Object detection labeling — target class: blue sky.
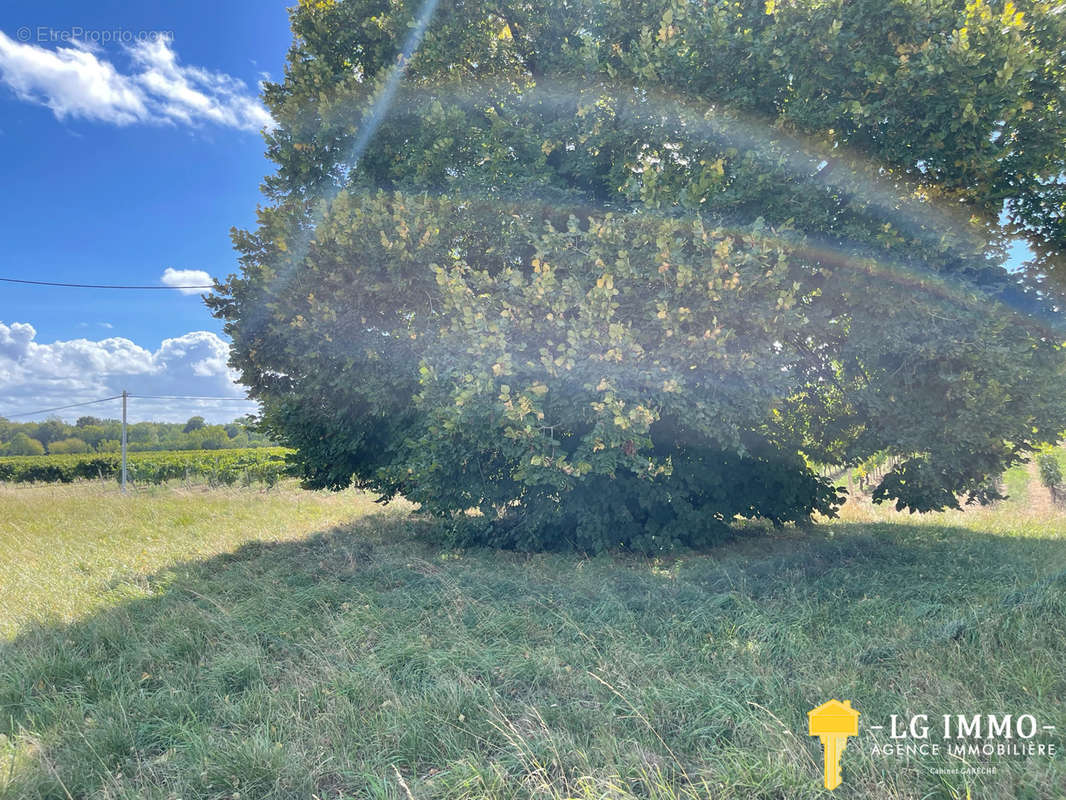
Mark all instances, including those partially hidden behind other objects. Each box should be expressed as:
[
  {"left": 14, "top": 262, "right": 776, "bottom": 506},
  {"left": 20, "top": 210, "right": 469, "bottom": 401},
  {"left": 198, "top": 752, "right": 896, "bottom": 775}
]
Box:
[{"left": 0, "top": 0, "right": 291, "bottom": 421}]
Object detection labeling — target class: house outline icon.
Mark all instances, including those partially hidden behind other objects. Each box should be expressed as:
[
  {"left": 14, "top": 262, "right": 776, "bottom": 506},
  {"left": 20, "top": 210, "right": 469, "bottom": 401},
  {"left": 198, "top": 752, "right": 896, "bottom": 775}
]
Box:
[{"left": 808, "top": 698, "right": 859, "bottom": 735}]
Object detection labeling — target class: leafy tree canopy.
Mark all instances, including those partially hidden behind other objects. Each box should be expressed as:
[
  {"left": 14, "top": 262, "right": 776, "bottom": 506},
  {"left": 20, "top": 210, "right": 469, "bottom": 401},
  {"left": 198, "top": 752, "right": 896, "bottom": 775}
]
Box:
[
  {"left": 48, "top": 437, "right": 91, "bottom": 455},
  {"left": 6, "top": 432, "right": 45, "bottom": 457},
  {"left": 183, "top": 416, "right": 207, "bottom": 434},
  {"left": 211, "top": 0, "right": 1066, "bottom": 550}
]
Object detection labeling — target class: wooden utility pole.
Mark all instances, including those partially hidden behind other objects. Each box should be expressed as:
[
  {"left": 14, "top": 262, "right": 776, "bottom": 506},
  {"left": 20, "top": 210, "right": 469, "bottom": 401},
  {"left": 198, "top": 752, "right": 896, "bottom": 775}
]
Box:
[{"left": 121, "top": 389, "right": 128, "bottom": 493}]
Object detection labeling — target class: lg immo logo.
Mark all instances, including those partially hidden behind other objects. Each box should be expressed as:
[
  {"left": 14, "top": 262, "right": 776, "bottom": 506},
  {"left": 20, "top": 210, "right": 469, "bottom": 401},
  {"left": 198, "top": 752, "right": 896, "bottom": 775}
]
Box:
[
  {"left": 808, "top": 699, "right": 858, "bottom": 790},
  {"left": 807, "top": 699, "right": 1058, "bottom": 790}
]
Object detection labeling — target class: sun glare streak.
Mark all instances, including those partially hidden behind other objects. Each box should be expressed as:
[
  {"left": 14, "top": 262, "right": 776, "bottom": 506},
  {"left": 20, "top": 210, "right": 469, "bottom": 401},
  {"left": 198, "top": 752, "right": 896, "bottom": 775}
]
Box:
[
  {"left": 334, "top": 0, "right": 442, "bottom": 188},
  {"left": 281, "top": 74, "right": 990, "bottom": 255},
  {"left": 231, "top": 0, "right": 442, "bottom": 360}
]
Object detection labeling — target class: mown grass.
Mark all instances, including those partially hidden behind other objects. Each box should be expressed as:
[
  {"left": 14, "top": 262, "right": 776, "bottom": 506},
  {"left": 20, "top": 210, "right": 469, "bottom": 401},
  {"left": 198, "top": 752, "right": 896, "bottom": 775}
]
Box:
[
  {"left": 0, "top": 481, "right": 1064, "bottom": 799},
  {"left": 0, "top": 483, "right": 378, "bottom": 640}
]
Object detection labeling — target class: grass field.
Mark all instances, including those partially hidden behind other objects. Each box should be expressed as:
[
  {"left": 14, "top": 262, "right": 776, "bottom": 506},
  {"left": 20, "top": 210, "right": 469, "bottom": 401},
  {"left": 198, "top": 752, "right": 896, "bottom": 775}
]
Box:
[{"left": 0, "top": 479, "right": 1064, "bottom": 799}]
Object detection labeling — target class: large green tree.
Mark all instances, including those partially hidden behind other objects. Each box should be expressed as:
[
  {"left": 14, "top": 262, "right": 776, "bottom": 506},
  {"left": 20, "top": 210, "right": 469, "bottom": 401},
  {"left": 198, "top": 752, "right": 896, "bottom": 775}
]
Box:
[
  {"left": 6, "top": 433, "right": 45, "bottom": 457},
  {"left": 210, "top": 0, "right": 1066, "bottom": 550}
]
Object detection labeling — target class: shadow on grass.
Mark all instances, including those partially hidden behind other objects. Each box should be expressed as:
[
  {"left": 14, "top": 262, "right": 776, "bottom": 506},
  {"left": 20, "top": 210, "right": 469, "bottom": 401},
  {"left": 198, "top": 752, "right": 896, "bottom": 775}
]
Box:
[{"left": 1, "top": 513, "right": 1064, "bottom": 799}]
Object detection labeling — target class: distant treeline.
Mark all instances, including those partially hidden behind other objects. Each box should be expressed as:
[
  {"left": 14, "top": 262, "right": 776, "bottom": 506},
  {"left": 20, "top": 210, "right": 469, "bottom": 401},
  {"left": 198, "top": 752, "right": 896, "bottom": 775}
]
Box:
[{"left": 0, "top": 415, "right": 275, "bottom": 456}]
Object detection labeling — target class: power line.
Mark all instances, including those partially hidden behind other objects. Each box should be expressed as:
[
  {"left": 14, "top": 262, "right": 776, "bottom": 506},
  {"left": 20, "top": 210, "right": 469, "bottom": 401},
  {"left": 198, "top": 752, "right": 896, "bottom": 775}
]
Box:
[
  {"left": 3, "top": 395, "right": 123, "bottom": 419},
  {"left": 3, "top": 393, "right": 253, "bottom": 419},
  {"left": 0, "top": 278, "right": 214, "bottom": 290},
  {"left": 130, "top": 394, "right": 252, "bottom": 401}
]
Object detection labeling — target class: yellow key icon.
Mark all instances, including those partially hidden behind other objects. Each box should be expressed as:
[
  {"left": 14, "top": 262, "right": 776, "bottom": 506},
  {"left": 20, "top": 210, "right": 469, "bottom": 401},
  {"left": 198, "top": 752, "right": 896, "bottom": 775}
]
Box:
[{"left": 808, "top": 700, "right": 859, "bottom": 790}]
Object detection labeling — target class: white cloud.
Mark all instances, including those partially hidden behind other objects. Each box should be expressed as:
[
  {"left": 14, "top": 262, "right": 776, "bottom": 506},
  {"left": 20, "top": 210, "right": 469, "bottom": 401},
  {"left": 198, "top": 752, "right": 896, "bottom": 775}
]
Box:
[
  {"left": 0, "top": 321, "right": 255, "bottom": 423},
  {"left": 0, "top": 32, "right": 147, "bottom": 124},
  {"left": 0, "top": 321, "right": 35, "bottom": 361},
  {"left": 0, "top": 31, "right": 273, "bottom": 131},
  {"left": 161, "top": 267, "right": 213, "bottom": 295},
  {"left": 129, "top": 38, "right": 274, "bottom": 131}
]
